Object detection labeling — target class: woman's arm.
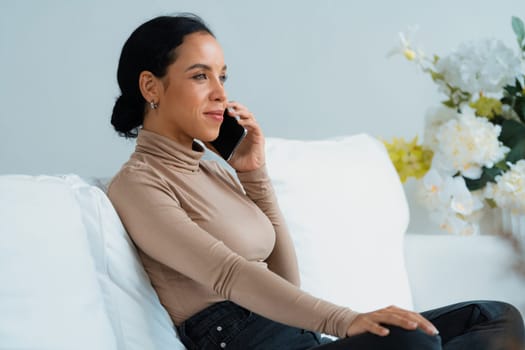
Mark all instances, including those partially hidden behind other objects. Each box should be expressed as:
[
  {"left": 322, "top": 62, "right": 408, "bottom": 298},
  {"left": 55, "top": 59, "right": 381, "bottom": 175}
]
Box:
[
  {"left": 208, "top": 101, "right": 300, "bottom": 286},
  {"left": 236, "top": 165, "right": 301, "bottom": 287},
  {"left": 108, "top": 165, "right": 357, "bottom": 338}
]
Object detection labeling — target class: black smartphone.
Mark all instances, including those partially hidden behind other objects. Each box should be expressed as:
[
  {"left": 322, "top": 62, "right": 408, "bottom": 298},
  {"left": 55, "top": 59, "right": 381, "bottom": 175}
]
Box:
[{"left": 210, "top": 109, "right": 248, "bottom": 161}]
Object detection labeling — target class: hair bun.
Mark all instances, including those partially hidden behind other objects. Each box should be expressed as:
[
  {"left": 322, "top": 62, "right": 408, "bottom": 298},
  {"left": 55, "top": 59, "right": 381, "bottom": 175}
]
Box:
[{"left": 111, "top": 95, "right": 143, "bottom": 138}]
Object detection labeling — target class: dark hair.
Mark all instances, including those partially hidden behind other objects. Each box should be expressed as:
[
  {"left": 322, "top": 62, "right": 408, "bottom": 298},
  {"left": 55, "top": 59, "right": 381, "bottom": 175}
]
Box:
[{"left": 111, "top": 14, "right": 214, "bottom": 138}]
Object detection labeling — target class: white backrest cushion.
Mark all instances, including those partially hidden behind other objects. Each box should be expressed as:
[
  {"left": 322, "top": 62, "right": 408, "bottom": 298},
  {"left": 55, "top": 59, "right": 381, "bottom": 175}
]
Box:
[
  {"left": 0, "top": 175, "right": 118, "bottom": 350},
  {"left": 62, "top": 175, "right": 185, "bottom": 350},
  {"left": 265, "top": 134, "right": 414, "bottom": 312}
]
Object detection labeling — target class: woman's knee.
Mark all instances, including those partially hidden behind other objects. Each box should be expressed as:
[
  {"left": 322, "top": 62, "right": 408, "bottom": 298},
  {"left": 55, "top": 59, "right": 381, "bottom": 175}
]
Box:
[
  {"left": 478, "top": 300, "right": 524, "bottom": 325},
  {"left": 500, "top": 302, "right": 524, "bottom": 324},
  {"left": 477, "top": 300, "right": 525, "bottom": 348},
  {"left": 388, "top": 327, "right": 442, "bottom": 350},
  {"left": 495, "top": 302, "right": 525, "bottom": 337}
]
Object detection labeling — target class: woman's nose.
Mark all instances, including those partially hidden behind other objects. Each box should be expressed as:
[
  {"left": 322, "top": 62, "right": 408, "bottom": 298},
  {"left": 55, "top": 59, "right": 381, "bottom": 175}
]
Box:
[{"left": 210, "top": 79, "right": 227, "bottom": 102}]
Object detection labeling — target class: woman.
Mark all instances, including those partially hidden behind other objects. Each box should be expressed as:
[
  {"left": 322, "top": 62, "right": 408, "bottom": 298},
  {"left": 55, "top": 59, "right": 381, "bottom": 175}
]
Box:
[{"left": 108, "top": 14, "right": 525, "bottom": 349}]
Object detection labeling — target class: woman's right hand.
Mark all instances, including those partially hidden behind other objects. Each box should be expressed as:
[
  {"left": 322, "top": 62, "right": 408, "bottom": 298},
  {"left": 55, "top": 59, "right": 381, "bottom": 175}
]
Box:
[{"left": 347, "top": 305, "right": 439, "bottom": 337}]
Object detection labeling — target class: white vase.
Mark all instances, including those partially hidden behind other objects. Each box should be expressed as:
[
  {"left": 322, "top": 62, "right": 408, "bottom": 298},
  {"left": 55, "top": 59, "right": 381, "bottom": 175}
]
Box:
[{"left": 500, "top": 208, "right": 525, "bottom": 246}]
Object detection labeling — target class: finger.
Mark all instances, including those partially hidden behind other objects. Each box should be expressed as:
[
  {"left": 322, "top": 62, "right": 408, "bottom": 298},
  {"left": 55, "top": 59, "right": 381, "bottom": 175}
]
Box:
[
  {"left": 226, "top": 103, "right": 245, "bottom": 117},
  {"left": 376, "top": 312, "right": 418, "bottom": 331},
  {"left": 387, "top": 308, "right": 439, "bottom": 335},
  {"left": 225, "top": 106, "right": 253, "bottom": 122},
  {"left": 226, "top": 101, "right": 246, "bottom": 111},
  {"left": 411, "top": 314, "right": 439, "bottom": 335},
  {"left": 231, "top": 110, "right": 258, "bottom": 128},
  {"left": 366, "top": 320, "right": 390, "bottom": 337},
  {"left": 231, "top": 109, "right": 254, "bottom": 122},
  {"left": 236, "top": 116, "right": 258, "bottom": 127},
  {"left": 224, "top": 103, "right": 262, "bottom": 134},
  {"left": 224, "top": 107, "right": 241, "bottom": 118},
  {"left": 236, "top": 118, "right": 263, "bottom": 137},
  {"left": 383, "top": 309, "right": 439, "bottom": 336},
  {"left": 227, "top": 103, "right": 255, "bottom": 120}
]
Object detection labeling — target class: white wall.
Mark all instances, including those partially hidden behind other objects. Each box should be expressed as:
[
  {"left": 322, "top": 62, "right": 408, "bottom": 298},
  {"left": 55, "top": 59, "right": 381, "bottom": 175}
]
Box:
[{"left": 1, "top": 0, "right": 524, "bottom": 177}]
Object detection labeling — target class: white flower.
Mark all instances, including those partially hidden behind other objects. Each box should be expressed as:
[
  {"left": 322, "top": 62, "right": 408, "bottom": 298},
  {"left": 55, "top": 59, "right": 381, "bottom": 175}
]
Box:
[
  {"left": 485, "top": 160, "right": 525, "bottom": 213},
  {"left": 387, "top": 26, "right": 426, "bottom": 64},
  {"left": 423, "top": 169, "right": 483, "bottom": 216},
  {"left": 418, "top": 168, "right": 446, "bottom": 209},
  {"left": 435, "top": 38, "right": 521, "bottom": 95},
  {"left": 431, "top": 210, "right": 480, "bottom": 235},
  {"left": 418, "top": 169, "right": 484, "bottom": 234},
  {"left": 423, "top": 105, "right": 459, "bottom": 149},
  {"left": 447, "top": 177, "right": 484, "bottom": 216},
  {"left": 432, "top": 111, "right": 509, "bottom": 179}
]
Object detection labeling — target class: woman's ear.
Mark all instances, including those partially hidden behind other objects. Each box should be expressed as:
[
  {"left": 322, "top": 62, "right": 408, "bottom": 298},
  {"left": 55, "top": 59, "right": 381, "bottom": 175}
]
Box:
[{"left": 139, "top": 71, "right": 161, "bottom": 105}]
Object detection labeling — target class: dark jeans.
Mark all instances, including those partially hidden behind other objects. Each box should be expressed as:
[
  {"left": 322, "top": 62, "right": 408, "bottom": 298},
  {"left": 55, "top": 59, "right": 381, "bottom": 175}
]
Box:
[{"left": 176, "top": 300, "right": 525, "bottom": 349}]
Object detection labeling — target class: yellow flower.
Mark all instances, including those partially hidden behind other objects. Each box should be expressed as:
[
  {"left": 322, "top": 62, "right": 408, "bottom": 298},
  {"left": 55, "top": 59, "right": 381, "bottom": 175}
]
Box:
[
  {"left": 469, "top": 96, "right": 502, "bottom": 119},
  {"left": 383, "top": 136, "right": 434, "bottom": 183}
]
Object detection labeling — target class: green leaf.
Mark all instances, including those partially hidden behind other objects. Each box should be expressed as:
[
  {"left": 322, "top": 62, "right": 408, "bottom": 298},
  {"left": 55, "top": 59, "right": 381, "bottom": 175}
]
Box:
[
  {"left": 516, "top": 78, "right": 523, "bottom": 91},
  {"left": 485, "top": 198, "right": 497, "bottom": 209},
  {"left": 442, "top": 99, "right": 456, "bottom": 108},
  {"left": 504, "top": 84, "right": 519, "bottom": 95},
  {"left": 501, "top": 96, "right": 513, "bottom": 105},
  {"left": 495, "top": 159, "right": 510, "bottom": 171},
  {"left": 464, "top": 167, "right": 503, "bottom": 191},
  {"left": 491, "top": 115, "right": 506, "bottom": 126},
  {"left": 505, "top": 138, "right": 525, "bottom": 163},
  {"left": 430, "top": 70, "right": 444, "bottom": 82},
  {"left": 512, "top": 16, "right": 525, "bottom": 45},
  {"left": 500, "top": 119, "right": 525, "bottom": 147}
]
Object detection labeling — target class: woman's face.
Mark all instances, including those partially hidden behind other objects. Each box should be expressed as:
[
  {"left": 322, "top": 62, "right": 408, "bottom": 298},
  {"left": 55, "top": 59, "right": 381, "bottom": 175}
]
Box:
[{"left": 145, "top": 32, "right": 228, "bottom": 146}]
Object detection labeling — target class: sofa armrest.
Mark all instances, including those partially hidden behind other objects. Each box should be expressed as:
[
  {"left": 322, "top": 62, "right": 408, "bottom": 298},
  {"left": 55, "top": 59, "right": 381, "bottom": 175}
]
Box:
[{"left": 404, "top": 233, "right": 525, "bottom": 318}]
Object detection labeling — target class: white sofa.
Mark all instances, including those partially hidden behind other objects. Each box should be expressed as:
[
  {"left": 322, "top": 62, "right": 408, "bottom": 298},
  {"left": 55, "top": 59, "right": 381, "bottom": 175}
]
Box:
[{"left": 1, "top": 134, "right": 524, "bottom": 350}]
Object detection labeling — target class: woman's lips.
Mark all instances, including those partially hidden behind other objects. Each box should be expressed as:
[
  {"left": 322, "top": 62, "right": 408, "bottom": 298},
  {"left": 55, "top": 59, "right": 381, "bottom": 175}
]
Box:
[{"left": 204, "top": 110, "right": 224, "bottom": 122}]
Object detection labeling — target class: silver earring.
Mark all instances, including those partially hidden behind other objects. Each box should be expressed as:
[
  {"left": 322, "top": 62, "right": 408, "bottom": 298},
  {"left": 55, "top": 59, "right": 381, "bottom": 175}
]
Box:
[{"left": 150, "top": 101, "right": 158, "bottom": 110}]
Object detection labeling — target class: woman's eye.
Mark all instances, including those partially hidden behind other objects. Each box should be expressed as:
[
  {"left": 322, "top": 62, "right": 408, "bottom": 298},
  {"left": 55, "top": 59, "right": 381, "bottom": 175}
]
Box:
[{"left": 193, "top": 73, "right": 207, "bottom": 80}]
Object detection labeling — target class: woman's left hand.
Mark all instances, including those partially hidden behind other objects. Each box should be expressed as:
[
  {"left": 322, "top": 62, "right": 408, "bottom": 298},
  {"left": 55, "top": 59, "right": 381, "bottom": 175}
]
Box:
[{"left": 221, "top": 102, "right": 265, "bottom": 172}]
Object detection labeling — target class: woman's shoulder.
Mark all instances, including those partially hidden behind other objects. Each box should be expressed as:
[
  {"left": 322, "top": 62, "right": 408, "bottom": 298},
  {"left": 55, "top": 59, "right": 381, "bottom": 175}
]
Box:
[{"left": 107, "top": 158, "right": 168, "bottom": 195}]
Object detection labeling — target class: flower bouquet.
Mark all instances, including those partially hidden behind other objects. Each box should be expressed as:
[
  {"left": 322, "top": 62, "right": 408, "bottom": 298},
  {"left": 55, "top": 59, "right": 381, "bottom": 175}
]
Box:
[{"left": 384, "top": 17, "right": 525, "bottom": 236}]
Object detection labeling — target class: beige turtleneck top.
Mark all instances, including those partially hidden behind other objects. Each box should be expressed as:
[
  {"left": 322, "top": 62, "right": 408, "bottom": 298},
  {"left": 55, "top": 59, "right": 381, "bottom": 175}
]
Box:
[{"left": 107, "top": 129, "right": 358, "bottom": 338}]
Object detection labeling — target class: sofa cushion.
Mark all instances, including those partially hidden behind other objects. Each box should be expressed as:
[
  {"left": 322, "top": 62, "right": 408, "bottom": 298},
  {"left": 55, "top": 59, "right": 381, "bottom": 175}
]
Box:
[
  {"left": 265, "top": 134, "right": 414, "bottom": 312},
  {"left": 0, "top": 175, "right": 117, "bottom": 350},
  {"left": 63, "top": 175, "right": 186, "bottom": 350}
]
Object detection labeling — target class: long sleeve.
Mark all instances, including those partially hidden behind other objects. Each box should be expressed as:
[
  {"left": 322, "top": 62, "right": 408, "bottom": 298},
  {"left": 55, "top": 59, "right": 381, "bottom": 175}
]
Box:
[
  {"left": 236, "top": 165, "right": 301, "bottom": 286},
  {"left": 108, "top": 164, "right": 358, "bottom": 338}
]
